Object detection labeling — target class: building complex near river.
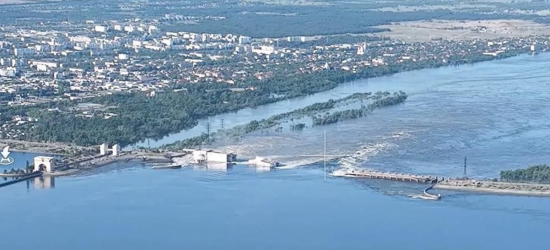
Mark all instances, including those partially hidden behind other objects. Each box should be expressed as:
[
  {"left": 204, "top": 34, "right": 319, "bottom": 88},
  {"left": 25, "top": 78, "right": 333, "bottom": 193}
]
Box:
[{"left": 191, "top": 150, "right": 237, "bottom": 164}]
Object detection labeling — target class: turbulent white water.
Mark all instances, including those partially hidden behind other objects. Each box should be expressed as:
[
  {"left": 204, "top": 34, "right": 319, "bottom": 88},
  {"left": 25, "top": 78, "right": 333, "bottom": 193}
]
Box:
[
  {"left": 5, "top": 54, "right": 550, "bottom": 250},
  {"left": 195, "top": 53, "right": 550, "bottom": 179}
]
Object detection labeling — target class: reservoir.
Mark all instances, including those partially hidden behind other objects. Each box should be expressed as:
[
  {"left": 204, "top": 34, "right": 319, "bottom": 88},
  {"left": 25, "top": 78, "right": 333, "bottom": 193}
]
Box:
[{"left": 2, "top": 53, "right": 550, "bottom": 249}]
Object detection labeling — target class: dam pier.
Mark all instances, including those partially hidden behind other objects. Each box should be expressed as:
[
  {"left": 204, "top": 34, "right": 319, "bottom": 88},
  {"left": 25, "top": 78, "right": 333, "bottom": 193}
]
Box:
[
  {"left": 331, "top": 168, "right": 550, "bottom": 198},
  {"left": 4, "top": 142, "right": 550, "bottom": 199}
]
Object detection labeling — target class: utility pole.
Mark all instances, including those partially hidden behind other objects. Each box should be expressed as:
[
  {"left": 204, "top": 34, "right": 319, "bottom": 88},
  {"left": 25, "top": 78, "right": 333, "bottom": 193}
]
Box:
[{"left": 298, "top": 131, "right": 346, "bottom": 181}]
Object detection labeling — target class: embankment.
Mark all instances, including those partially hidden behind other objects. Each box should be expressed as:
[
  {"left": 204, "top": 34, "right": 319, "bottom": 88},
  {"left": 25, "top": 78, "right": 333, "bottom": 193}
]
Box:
[{"left": 435, "top": 180, "right": 550, "bottom": 196}]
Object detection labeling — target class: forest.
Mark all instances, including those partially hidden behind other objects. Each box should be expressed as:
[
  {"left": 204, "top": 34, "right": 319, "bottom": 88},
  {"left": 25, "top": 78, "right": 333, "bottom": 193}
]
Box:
[
  {"left": 500, "top": 165, "right": 550, "bottom": 184},
  {"left": 312, "top": 91, "right": 407, "bottom": 126},
  {"left": 2, "top": 0, "right": 549, "bottom": 37}
]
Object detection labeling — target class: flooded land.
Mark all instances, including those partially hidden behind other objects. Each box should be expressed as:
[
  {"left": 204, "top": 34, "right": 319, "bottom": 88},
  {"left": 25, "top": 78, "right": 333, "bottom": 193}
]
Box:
[{"left": 2, "top": 53, "right": 550, "bottom": 250}]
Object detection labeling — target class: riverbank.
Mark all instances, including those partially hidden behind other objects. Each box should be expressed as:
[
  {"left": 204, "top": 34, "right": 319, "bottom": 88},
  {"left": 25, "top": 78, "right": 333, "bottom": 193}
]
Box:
[
  {"left": 435, "top": 179, "right": 550, "bottom": 196},
  {"left": 0, "top": 139, "right": 94, "bottom": 155},
  {"left": 13, "top": 41, "right": 543, "bottom": 149}
]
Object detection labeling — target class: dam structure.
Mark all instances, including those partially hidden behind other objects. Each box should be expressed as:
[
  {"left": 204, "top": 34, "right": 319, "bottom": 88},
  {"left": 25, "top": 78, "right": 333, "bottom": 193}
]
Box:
[
  {"left": 331, "top": 168, "right": 440, "bottom": 183},
  {"left": 330, "top": 167, "right": 550, "bottom": 198}
]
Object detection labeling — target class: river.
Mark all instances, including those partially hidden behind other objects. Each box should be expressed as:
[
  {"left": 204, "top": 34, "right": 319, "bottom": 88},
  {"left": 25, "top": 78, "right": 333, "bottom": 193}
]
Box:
[{"left": 2, "top": 53, "right": 550, "bottom": 249}]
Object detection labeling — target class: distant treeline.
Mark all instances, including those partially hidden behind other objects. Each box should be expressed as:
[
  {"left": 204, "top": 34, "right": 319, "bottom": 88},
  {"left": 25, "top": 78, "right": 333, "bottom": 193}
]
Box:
[
  {"left": 500, "top": 165, "right": 550, "bottom": 184},
  {"left": 1, "top": 0, "right": 549, "bottom": 37}
]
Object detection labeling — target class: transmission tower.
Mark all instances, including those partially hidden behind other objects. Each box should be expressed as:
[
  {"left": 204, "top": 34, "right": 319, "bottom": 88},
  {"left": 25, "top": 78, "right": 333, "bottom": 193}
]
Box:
[
  {"left": 463, "top": 156, "right": 467, "bottom": 178},
  {"left": 206, "top": 122, "right": 211, "bottom": 139},
  {"left": 221, "top": 119, "right": 225, "bottom": 131}
]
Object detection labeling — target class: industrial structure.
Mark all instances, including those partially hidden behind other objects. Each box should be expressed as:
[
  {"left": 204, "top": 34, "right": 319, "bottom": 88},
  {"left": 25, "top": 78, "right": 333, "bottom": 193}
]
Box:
[
  {"left": 100, "top": 143, "right": 121, "bottom": 156},
  {"left": 247, "top": 156, "right": 280, "bottom": 168},
  {"left": 189, "top": 150, "right": 237, "bottom": 164},
  {"left": 33, "top": 156, "right": 56, "bottom": 172}
]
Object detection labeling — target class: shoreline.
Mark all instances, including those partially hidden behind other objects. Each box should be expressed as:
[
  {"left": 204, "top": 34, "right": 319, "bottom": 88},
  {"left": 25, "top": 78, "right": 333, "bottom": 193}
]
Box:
[
  {"left": 3, "top": 51, "right": 543, "bottom": 150},
  {"left": 140, "top": 52, "right": 538, "bottom": 149},
  {"left": 434, "top": 184, "right": 550, "bottom": 197},
  {"left": 11, "top": 149, "right": 67, "bottom": 156},
  {"left": 434, "top": 178, "right": 550, "bottom": 197},
  {"left": 0, "top": 139, "right": 93, "bottom": 155}
]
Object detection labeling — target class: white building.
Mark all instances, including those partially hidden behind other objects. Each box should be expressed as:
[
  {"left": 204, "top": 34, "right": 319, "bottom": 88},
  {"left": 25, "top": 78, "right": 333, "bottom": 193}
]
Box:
[
  {"left": 112, "top": 144, "right": 120, "bottom": 156},
  {"left": 118, "top": 53, "right": 128, "bottom": 60},
  {"left": 100, "top": 143, "right": 108, "bottom": 155},
  {"left": 238, "top": 36, "right": 251, "bottom": 44},
  {"left": 34, "top": 156, "right": 56, "bottom": 172},
  {"left": 94, "top": 25, "right": 108, "bottom": 33},
  {"left": 252, "top": 45, "right": 275, "bottom": 55},
  {"left": 192, "top": 150, "right": 237, "bottom": 163},
  {"left": 124, "top": 25, "right": 135, "bottom": 33},
  {"left": 287, "top": 36, "right": 300, "bottom": 42},
  {"left": 36, "top": 64, "right": 48, "bottom": 71},
  {"left": 100, "top": 143, "right": 120, "bottom": 156},
  {"left": 0, "top": 67, "right": 17, "bottom": 77},
  {"left": 148, "top": 25, "right": 158, "bottom": 34},
  {"left": 132, "top": 40, "right": 143, "bottom": 48},
  {"left": 14, "top": 48, "right": 36, "bottom": 57},
  {"left": 357, "top": 43, "right": 366, "bottom": 55},
  {"left": 32, "top": 61, "right": 58, "bottom": 71},
  {"left": 201, "top": 33, "right": 209, "bottom": 43}
]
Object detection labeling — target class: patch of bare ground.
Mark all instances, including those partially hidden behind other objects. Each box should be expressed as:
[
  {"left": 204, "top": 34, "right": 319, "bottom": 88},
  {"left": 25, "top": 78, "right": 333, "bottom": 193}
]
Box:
[
  {"left": 375, "top": 19, "right": 550, "bottom": 42},
  {"left": 0, "top": 0, "right": 29, "bottom": 4}
]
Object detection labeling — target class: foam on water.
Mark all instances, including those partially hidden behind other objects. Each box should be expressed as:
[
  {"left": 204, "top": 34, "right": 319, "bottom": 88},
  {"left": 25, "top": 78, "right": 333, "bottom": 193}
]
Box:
[{"left": 338, "top": 141, "right": 397, "bottom": 170}]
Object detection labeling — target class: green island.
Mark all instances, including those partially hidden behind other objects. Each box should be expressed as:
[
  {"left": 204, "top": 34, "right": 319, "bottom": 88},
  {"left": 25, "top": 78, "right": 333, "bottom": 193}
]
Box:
[
  {"left": 500, "top": 165, "right": 550, "bottom": 184},
  {"left": 161, "top": 91, "right": 407, "bottom": 150},
  {"left": 0, "top": 51, "right": 519, "bottom": 148}
]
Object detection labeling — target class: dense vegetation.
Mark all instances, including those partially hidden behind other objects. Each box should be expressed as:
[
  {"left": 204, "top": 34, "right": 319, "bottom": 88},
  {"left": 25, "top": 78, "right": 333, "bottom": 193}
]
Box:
[
  {"left": 312, "top": 91, "right": 407, "bottom": 125},
  {"left": 500, "top": 165, "right": 550, "bottom": 184},
  {"left": 1, "top": 0, "right": 549, "bottom": 37},
  {"left": 3, "top": 49, "right": 523, "bottom": 147},
  {"left": 162, "top": 91, "right": 406, "bottom": 150},
  {"left": 162, "top": 4, "right": 531, "bottom": 37}
]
